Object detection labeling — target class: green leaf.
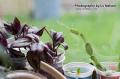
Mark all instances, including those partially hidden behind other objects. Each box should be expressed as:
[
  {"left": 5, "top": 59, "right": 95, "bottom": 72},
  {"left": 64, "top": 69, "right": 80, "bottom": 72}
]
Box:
[
  {"left": 77, "top": 68, "right": 80, "bottom": 75},
  {"left": 85, "top": 43, "right": 93, "bottom": 56},
  {"left": 70, "top": 28, "right": 80, "bottom": 35}
]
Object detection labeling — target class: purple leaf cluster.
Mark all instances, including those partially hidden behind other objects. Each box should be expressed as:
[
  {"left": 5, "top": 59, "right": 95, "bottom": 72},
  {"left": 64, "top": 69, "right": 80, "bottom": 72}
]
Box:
[{"left": 0, "top": 17, "right": 68, "bottom": 72}]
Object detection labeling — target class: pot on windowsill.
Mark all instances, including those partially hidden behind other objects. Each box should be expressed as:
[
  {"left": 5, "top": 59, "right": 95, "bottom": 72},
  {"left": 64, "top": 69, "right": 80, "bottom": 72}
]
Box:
[
  {"left": 11, "top": 57, "right": 27, "bottom": 70},
  {"left": 63, "top": 62, "right": 95, "bottom": 79},
  {"left": 96, "top": 62, "right": 120, "bottom": 79},
  {"left": 51, "top": 48, "right": 65, "bottom": 73}
]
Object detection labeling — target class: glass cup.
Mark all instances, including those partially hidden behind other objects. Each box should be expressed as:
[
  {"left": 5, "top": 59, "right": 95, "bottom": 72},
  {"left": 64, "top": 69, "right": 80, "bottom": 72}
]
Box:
[{"left": 63, "top": 62, "right": 95, "bottom": 79}]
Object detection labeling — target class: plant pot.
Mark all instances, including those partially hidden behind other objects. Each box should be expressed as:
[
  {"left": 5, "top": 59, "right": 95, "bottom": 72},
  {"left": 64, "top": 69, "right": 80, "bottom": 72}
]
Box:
[
  {"left": 11, "top": 57, "right": 27, "bottom": 70},
  {"left": 96, "top": 62, "right": 120, "bottom": 79},
  {"left": 6, "top": 70, "right": 47, "bottom": 79},
  {"left": 51, "top": 48, "right": 65, "bottom": 74},
  {"left": 63, "top": 62, "right": 95, "bottom": 79}
]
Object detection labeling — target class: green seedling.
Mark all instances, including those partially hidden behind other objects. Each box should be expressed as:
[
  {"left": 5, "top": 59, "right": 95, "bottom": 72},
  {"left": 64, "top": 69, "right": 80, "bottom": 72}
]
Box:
[{"left": 77, "top": 68, "right": 81, "bottom": 75}]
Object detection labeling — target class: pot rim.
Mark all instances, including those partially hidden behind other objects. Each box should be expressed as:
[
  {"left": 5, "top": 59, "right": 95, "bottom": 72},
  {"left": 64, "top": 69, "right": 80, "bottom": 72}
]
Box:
[
  {"left": 63, "top": 62, "right": 95, "bottom": 78},
  {"left": 6, "top": 70, "right": 47, "bottom": 79}
]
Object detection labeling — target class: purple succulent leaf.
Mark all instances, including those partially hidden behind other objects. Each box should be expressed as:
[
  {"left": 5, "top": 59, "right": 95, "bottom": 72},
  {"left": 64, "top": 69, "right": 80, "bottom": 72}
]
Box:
[
  {"left": 13, "top": 17, "right": 21, "bottom": 32},
  {"left": 27, "top": 51, "right": 41, "bottom": 71},
  {"left": 4, "top": 23, "right": 13, "bottom": 34},
  {"left": 56, "top": 32, "right": 63, "bottom": 40},
  {"left": 45, "top": 42, "right": 53, "bottom": 50},
  {"left": 61, "top": 42, "right": 68, "bottom": 50},
  {"left": 28, "top": 27, "right": 45, "bottom": 36},
  {"left": 18, "top": 24, "right": 29, "bottom": 37},
  {"left": 55, "top": 36, "right": 64, "bottom": 46},
  {"left": 44, "top": 51, "right": 54, "bottom": 64},
  {"left": 4, "top": 17, "right": 21, "bottom": 35},
  {"left": 24, "top": 34, "right": 40, "bottom": 43},
  {"left": 0, "top": 32, "right": 8, "bottom": 47},
  {"left": 50, "top": 30, "right": 57, "bottom": 41},
  {"left": 30, "top": 43, "right": 44, "bottom": 52},
  {"left": 11, "top": 17, "right": 21, "bottom": 35},
  {"left": 9, "top": 38, "right": 31, "bottom": 48},
  {"left": 35, "top": 27, "right": 45, "bottom": 36},
  {"left": 50, "top": 30, "right": 65, "bottom": 47},
  {"left": 27, "top": 43, "right": 46, "bottom": 71},
  {"left": 44, "top": 43, "right": 57, "bottom": 56}
]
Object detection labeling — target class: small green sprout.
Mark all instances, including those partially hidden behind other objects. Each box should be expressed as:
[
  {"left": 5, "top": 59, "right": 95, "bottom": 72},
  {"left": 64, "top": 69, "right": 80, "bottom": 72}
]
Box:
[{"left": 77, "top": 68, "right": 81, "bottom": 75}]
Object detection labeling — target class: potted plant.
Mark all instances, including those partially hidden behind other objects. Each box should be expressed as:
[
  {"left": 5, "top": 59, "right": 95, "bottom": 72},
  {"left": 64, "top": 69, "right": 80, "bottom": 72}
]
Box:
[
  {"left": 63, "top": 62, "right": 94, "bottom": 79},
  {"left": 62, "top": 28, "right": 95, "bottom": 79},
  {"left": 0, "top": 17, "right": 68, "bottom": 75},
  {"left": 70, "top": 28, "right": 120, "bottom": 79}
]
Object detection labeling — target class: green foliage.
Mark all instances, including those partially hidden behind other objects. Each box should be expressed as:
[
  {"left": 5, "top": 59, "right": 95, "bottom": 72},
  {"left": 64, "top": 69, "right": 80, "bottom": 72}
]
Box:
[
  {"left": 70, "top": 28, "right": 105, "bottom": 71},
  {"left": 0, "top": 45, "right": 12, "bottom": 69}
]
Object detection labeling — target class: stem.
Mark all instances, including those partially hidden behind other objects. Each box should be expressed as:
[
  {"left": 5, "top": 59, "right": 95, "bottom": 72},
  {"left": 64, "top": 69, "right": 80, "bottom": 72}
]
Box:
[
  {"left": 79, "top": 33, "right": 87, "bottom": 43},
  {"left": 44, "top": 28, "right": 56, "bottom": 54},
  {"left": 55, "top": 44, "right": 61, "bottom": 55},
  {"left": 44, "top": 28, "right": 52, "bottom": 39},
  {"left": 118, "top": 55, "right": 120, "bottom": 71},
  {"left": 70, "top": 28, "right": 105, "bottom": 71},
  {"left": 91, "top": 56, "right": 105, "bottom": 71}
]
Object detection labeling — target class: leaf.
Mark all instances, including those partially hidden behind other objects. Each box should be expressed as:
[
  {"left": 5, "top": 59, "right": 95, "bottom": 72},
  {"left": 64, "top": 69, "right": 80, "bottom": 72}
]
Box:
[
  {"left": 50, "top": 30, "right": 65, "bottom": 47},
  {"left": 35, "top": 27, "right": 45, "bottom": 36},
  {"left": 24, "top": 34, "right": 40, "bottom": 43},
  {"left": 77, "top": 68, "right": 80, "bottom": 75},
  {"left": 0, "top": 32, "right": 7, "bottom": 47},
  {"left": 27, "top": 51, "right": 40, "bottom": 71},
  {"left": 45, "top": 42, "right": 53, "bottom": 50},
  {"left": 30, "top": 43, "right": 44, "bottom": 52},
  {"left": 27, "top": 43, "right": 46, "bottom": 71},
  {"left": 9, "top": 38, "right": 31, "bottom": 48},
  {"left": 85, "top": 43, "right": 93, "bottom": 56},
  {"left": 4, "top": 23, "right": 12, "bottom": 34},
  {"left": 61, "top": 43, "right": 68, "bottom": 50},
  {"left": 4, "top": 17, "right": 21, "bottom": 35},
  {"left": 13, "top": 17, "right": 21, "bottom": 32},
  {"left": 70, "top": 28, "right": 80, "bottom": 35},
  {"left": 18, "top": 24, "right": 29, "bottom": 37}
]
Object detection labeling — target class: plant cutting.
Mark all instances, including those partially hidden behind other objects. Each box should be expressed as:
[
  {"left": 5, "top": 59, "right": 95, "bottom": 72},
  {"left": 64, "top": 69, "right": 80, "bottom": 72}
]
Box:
[
  {"left": 0, "top": 17, "right": 68, "bottom": 76},
  {"left": 63, "top": 62, "right": 94, "bottom": 79},
  {"left": 70, "top": 28, "right": 120, "bottom": 79}
]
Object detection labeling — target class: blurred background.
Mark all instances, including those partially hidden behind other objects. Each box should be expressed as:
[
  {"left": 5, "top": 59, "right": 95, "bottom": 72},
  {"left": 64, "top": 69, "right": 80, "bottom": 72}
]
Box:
[{"left": 0, "top": 0, "right": 120, "bottom": 63}]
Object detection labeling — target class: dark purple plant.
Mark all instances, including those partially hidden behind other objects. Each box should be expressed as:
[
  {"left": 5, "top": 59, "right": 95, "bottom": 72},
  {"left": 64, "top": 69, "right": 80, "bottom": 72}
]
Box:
[{"left": 0, "top": 17, "right": 68, "bottom": 73}]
